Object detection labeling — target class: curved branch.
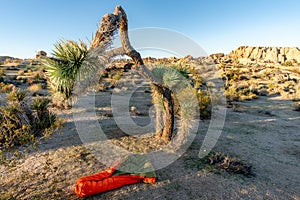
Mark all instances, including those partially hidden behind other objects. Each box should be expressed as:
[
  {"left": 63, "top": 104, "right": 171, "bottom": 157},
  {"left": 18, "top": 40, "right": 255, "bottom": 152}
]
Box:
[{"left": 90, "top": 5, "right": 174, "bottom": 141}]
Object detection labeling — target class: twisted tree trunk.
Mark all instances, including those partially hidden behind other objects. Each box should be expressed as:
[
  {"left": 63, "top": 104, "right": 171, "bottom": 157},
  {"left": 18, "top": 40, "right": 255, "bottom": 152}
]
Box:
[{"left": 90, "top": 5, "right": 174, "bottom": 142}]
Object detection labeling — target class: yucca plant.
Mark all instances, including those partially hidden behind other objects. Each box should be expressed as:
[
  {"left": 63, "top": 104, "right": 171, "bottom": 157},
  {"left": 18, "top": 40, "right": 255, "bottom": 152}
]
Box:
[
  {"left": 43, "top": 39, "right": 89, "bottom": 103},
  {"left": 31, "top": 97, "right": 51, "bottom": 116},
  {"left": 7, "top": 89, "right": 26, "bottom": 102},
  {"left": 151, "top": 66, "right": 197, "bottom": 142}
]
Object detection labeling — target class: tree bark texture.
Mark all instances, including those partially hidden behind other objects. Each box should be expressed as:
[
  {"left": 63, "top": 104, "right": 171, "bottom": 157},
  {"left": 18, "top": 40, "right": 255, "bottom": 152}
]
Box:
[{"left": 90, "top": 5, "right": 174, "bottom": 141}]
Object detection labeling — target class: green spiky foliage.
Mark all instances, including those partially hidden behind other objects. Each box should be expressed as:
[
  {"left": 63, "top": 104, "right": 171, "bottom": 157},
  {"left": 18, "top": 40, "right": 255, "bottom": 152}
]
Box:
[
  {"left": 152, "top": 66, "right": 196, "bottom": 116},
  {"left": 31, "top": 97, "right": 56, "bottom": 131},
  {"left": 43, "top": 39, "right": 88, "bottom": 100},
  {"left": 151, "top": 66, "right": 198, "bottom": 143},
  {"left": 7, "top": 89, "right": 26, "bottom": 102}
]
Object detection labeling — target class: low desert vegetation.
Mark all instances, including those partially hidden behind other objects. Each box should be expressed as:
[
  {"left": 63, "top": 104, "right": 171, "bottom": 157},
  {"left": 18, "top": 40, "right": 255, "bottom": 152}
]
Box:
[
  {"left": 203, "top": 152, "right": 253, "bottom": 177},
  {"left": 185, "top": 152, "right": 253, "bottom": 177},
  {"left": 0, "top": 89, "right": 62, "bottom": 163},
  {"left": 218, "top": 60, "right": 300, "bottom": 102},
  {"left": 293, "top": 101, "right": 300, "bottom": 111},
  {"left": 27, "top": 83, "right": 43, "bottom": 95}
]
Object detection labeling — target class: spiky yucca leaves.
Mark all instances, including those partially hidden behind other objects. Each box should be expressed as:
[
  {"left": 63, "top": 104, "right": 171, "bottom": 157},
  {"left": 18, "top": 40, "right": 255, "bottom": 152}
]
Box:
[
  {"left": 72, "top": 45, "right": 108, "bottom": 96},
  {"left": 31, "top": 97, "right": 56, "bottom": 132},
  {"left": 7, "top": 89, "right": 26, "bottom": 102},
  {"left": 43, "top": 40, "right": 88, "bottom": 100},
  {"left": 31, "top": 97, "right": 51, "bottom": 117},
  {"left": 152, "top": 66, "right": 193, "bottom": 113},
  {"left": 151, "top": 66, "right": 198, "bottom": 143}
]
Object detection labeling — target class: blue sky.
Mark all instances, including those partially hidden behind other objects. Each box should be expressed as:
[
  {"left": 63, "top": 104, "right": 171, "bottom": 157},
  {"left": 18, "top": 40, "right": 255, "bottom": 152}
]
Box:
[{"left": 0, "top": 0, "right": 299, "bottom": 58}]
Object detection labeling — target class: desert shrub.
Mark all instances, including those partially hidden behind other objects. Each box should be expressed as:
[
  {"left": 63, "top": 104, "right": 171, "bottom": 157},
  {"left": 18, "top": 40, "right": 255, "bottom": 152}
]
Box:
[
  {"left": 112, "top": 72, "right": 123, "bottom": 81},
  {"left": 202, "top": 152, "right": 253, "bottom": 177},
  {"left": 282, "top": 60, "right": 293, "bottom": 67},
  {"left": 28, "top": 84, "right": 43, "bottom": 94},
  {"left": 225, "top": 84, "right": 240, "bottom": 101},
  {"left": 0, "top": 94, "right": 62, "bottom": 162},
  {"left": 31, "top": 97, "right": 50, "bottom": 113},
  {"left": 31, "top": 97, "right": 56, "bottom": 132},
  {"left": 267, "top": 83, "right": 280, "bottom": 95},
  {"left": 0, "top": 83, "right": 15, "bottom": 93},
  {"left": 0, "top": 105, "right": 34, "bottom": 150},
  {"left": 7, "top": 89, "right": 26, "bottom": 102},
  {"left": 196, "top": 90, "right": 212, "bottom": 119},
  {"left": 239, "top": 94, "right": 258, "bottom": 101}
]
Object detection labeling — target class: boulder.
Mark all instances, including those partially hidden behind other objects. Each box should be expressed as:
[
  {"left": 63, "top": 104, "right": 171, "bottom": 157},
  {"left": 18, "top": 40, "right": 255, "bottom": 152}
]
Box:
[{"left": 36, "top": 51, "right": 47, "bottom": 59}]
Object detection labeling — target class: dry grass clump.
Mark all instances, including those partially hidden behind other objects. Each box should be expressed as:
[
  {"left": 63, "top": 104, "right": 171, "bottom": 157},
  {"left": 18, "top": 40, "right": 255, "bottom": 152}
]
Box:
[
  {"left": 28, "top": 83, "right": 43, "bottom": 94},
  {"left": 203, "top": 152, "right": 253, "bottom": 177},
  {"left": 17, "top": 69, "right": 25, "bottom": 76},
  {"left": 0, "top": 83, "right": 16, "bottom": 93}
]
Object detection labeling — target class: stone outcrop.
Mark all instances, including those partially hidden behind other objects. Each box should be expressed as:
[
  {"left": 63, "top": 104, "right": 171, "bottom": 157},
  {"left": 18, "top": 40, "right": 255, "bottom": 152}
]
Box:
[
  {"left": 229, "top": 46, "right": 300, "bottom": 63},
  {"left": 36, "top": 51, "right": 47, "bottom": 59},
  {"left": 210, "top": 53, "right": 225, "bottom": 60}
]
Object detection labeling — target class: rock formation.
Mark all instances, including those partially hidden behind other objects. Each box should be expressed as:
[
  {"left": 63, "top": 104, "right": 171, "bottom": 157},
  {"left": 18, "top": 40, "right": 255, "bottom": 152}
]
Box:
[
  {"left": 36, "top": 51, "right": 47, "bottom": 59},
  {"left": 229, "top": 46, "right": 300, "bottom": 63}
]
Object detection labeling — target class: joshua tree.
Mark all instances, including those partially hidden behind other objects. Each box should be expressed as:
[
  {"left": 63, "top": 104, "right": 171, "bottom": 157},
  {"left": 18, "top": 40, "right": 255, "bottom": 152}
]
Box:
[
  {"left": 43, "top": 40, "right": 88, "bottom": 107},
  {"left": 89, "top": 5, "right": 177, "bottom": 142},
  {"left": 45, "top": 5, "right": 197, "bottom": 142}
]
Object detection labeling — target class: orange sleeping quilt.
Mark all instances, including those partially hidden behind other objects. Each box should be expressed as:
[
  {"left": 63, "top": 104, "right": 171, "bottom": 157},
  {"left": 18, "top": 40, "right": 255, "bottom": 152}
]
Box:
[{"left": 75, "top": 155, "right": 156, "bottom": 197}]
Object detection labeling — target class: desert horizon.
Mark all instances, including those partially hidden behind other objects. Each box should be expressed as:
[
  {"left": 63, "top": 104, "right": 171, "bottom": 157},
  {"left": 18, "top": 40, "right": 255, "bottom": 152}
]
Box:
[{"left": 1, "top": 1, "right": 300, "bottom": 200}]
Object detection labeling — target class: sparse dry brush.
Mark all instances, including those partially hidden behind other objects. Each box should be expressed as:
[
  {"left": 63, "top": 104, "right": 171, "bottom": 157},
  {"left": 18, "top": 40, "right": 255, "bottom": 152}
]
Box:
[
  {"left": 27, "top": 83, "right": 43, "bottom": 94},
  {"left": 218, "top": 61, "right": 300, "bottom": 102},
  {"left": 0, "top": 90, "right": 62, "bottom": 162},
  {"left": 204, "top": 152, "right": 253, "bottom": 177}
]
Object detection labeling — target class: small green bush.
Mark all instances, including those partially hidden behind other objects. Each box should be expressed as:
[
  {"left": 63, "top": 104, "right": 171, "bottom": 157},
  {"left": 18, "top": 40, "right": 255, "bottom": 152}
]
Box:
[
  {"left": 197, "top": 90, "right": 212, "bottom": 119},
  {"left": 0, "top": 105, "right": 34, "bottom": 150},
  {"left": 282, "top": 61, "right": 293, "bottom": 67},
  {"left": 7, "top": 89, "right": 26, "bottom": 102},
  {"left": 31, "top": 97, "right": 55, "bottom": 131}
]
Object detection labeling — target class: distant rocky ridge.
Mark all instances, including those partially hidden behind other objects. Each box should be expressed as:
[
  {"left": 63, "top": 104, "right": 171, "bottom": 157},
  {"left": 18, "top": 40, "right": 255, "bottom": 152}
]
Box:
[
  {"left": 0, "top": 56, "right": 18, "bottom": 63},
  {"left": 228, "top": 46, "right": 300, "bottom": 63},
  {"left": 1, "top": 46, "right": 300, "bottom": 65}
]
